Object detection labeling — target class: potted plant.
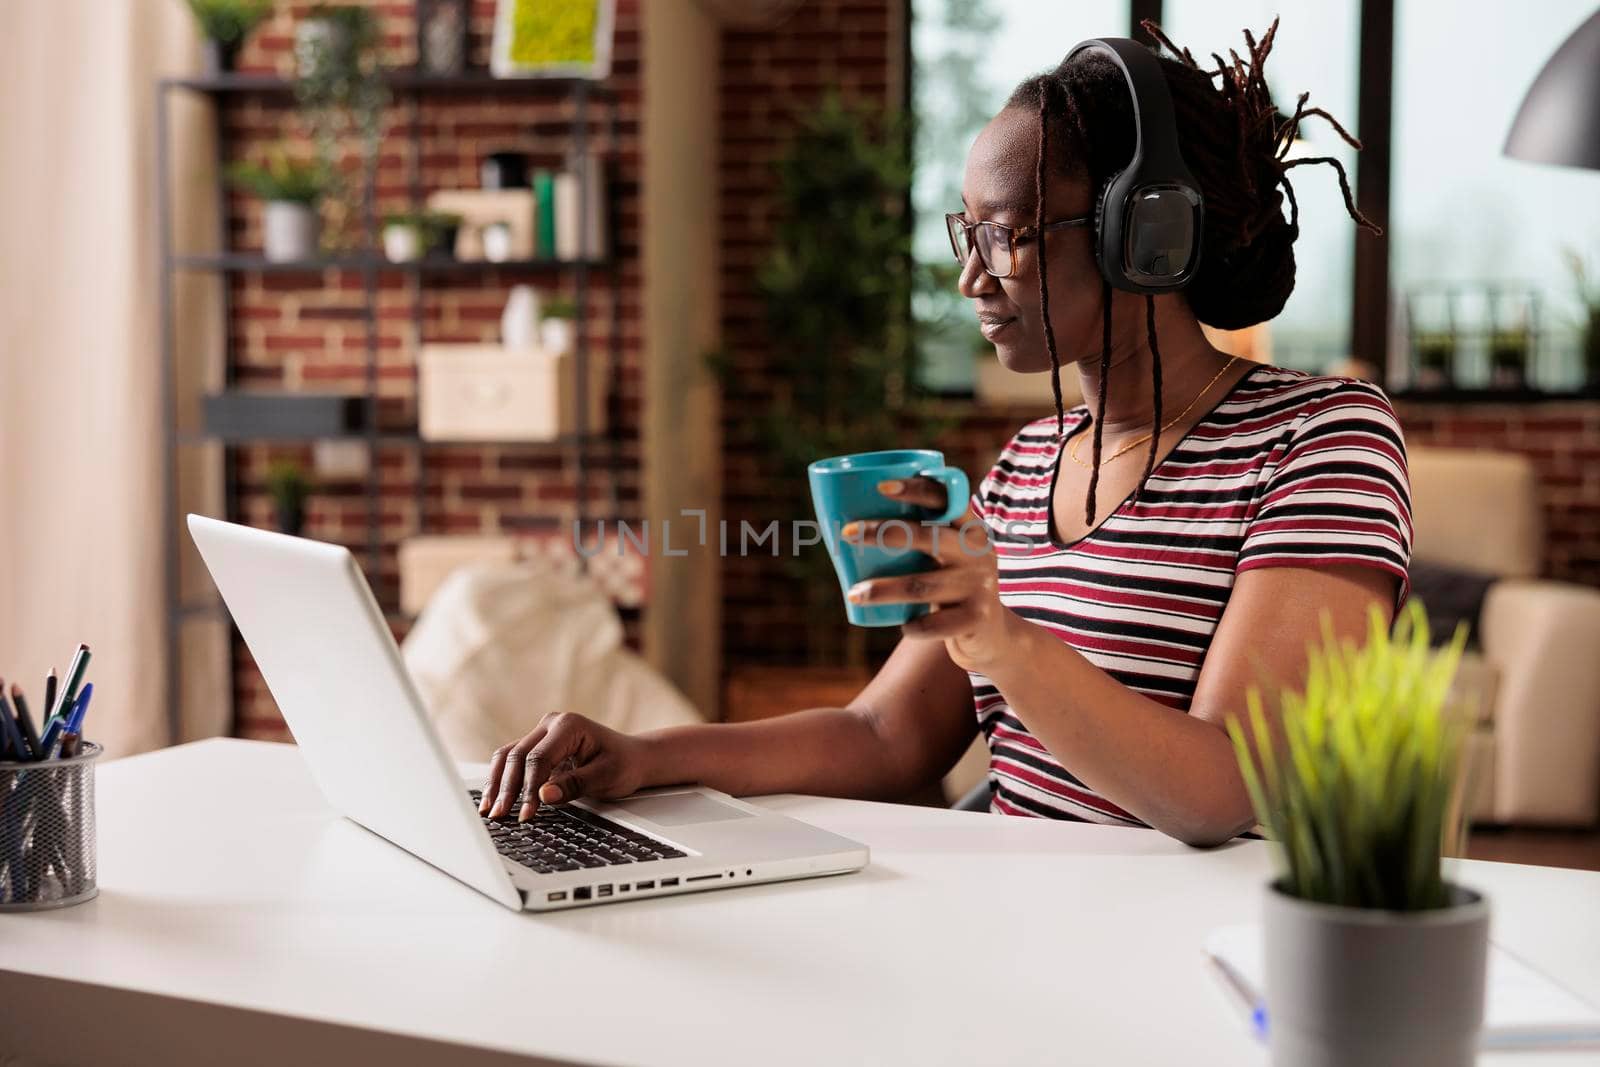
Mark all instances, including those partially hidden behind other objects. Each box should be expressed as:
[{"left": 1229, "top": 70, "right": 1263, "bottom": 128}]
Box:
[
  {"left": 293, "top": 4, "right": 388, "bottom": 250},
  {"left": 265, "top": 460, "right": 312, "bottom": 537},
  {"left": 540, "top": 296, "right": 577, "bottom": 353},
  {"left": 1229, "top": 603, "right": 1485, "bottom": 1067},
  {"left": 1412, "top": 330, "right": 1456, "bottom": 390},
  {"left": 381, "top": 212, "right": 427, "bottom": 263},
  {"left": 1488, "top": 326, "right": 1532, "bottom": 391},
  {"left": 1564, "top": 247, "right": 1600, "bottom": 390},
  {"left": 184, "top": 0, "right": 272, "bottom": 74},
  {"left": 424, "top": 210, "right": 463, "bottom": 258},
  {"left": 227, "top": 150, "right": 327, "bottom": 262}
]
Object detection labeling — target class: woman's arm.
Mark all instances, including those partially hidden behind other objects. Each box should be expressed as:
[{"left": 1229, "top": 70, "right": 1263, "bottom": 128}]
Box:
[
  {"left": 978, "top": 564, "right": 1396, "bottom": 846},
  {"left": 643, "top": 636, "right": 978, "bottom": 800},
  {"left": 479, "top": 636, "right": 978, "bottom": 817},
  {"left": 846, "top": 493, "right": 1397, "bottom": 846}
]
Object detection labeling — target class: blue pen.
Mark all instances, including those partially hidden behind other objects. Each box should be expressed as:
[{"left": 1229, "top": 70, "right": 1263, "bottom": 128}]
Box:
[
  {"left": 37, "top": 719, "right": 64, "bottom": 762},
  {"left": 65, "top": 683, "right": 92, "bottom": 736}
]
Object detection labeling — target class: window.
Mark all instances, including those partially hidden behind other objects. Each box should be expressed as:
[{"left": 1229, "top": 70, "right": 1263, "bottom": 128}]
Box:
[
  {"left": 1389, "top": 1, "right": 1600, "bottom": 390},
  {"left": 1161, "top": 2, "right": 1362, "bottom": 371},
  {"left": 910, "top": 0, "right": 1129, "bottom": 393}
]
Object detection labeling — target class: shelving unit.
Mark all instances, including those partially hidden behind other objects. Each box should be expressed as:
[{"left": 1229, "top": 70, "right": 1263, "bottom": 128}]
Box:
[{"left": 155, "top": 68, "right": 625, "bottom": 741}]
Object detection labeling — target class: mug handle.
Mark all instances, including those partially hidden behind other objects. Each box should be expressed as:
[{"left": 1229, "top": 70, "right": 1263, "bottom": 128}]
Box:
[{"left": 917, "top": 466, "right": 971, "bottom": 525}]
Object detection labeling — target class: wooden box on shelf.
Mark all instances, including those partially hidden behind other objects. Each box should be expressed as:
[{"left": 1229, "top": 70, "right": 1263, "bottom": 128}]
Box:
[{"left": 417, "top": 343, "right": 606, "bottom": 442}]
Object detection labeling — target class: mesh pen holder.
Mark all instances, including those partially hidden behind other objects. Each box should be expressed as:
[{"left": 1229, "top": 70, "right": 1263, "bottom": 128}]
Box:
[{"left": 0, "top": 742, "right": 100, "bottom": 911}]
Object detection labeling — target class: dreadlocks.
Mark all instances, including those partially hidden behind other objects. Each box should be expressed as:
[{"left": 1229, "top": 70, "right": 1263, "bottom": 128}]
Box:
[{"left": 1010, "top": 18, "right": 1381, "bottom": 524}]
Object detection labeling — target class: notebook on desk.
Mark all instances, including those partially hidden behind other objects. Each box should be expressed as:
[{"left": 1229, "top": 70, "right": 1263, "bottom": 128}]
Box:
[{"left": 1205, "top": 924, "right": 1600, "bottom": 1052}]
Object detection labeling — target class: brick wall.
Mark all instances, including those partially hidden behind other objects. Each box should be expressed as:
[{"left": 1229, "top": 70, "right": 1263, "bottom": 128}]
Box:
[
  {"left": 222, "top": 1, "right": 642, "bottom": 739},
  {"left": 1398, "top": 402, "right": 1600, "bottom": 587},
  {"left": 716, "top": 0, "right": 899, "bottom": 669}
]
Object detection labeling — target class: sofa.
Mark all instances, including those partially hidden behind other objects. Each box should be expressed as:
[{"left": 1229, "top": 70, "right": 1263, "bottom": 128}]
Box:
[{"left": 1408, "top": 446, "right": 1600, "bottom": 826}]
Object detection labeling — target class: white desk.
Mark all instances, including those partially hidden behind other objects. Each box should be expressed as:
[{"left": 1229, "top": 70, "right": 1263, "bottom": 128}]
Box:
[{"left": 2, "top": 739, "right": 1597, "bottom": 1066}]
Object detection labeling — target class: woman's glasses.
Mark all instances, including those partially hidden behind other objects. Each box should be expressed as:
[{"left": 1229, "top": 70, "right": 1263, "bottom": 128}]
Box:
[{"left": 944, "top": 213, "right": 1093, "bottom": 279}]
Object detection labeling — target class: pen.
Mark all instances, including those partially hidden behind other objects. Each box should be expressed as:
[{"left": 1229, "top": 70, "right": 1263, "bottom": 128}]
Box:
[
  {"left": 61, "top": 684, "right": 93, "bottom": 757},
  {"left": 49, "top": 644, "right": 90, "bottom": 729},
  {"left": 0, "top": 696, "right": 22, "bottom": 761},
  {"left": 10, "top": 683, "right": 41, "bottom": 762}
]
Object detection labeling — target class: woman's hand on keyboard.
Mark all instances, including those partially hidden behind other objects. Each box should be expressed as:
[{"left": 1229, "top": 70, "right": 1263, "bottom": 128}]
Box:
[{"left": 480, "top": 712, "right": 649, "bottom": 822}]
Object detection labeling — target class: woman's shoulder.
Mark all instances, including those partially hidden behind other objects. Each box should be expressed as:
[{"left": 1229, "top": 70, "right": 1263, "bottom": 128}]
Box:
[{"left": 1224, "top": 364, "right": 1402, "bottom": 435}]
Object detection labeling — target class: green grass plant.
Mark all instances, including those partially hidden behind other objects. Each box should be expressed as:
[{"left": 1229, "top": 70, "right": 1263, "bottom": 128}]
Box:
[{"left": 1228, "top": 601, "right": 1471, "bottom": 911}]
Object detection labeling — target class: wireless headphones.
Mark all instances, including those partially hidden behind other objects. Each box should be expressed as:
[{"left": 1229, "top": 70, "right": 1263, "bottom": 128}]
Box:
[{"left": 1063, "top": 37, "right": 1205, "bottom": 294}]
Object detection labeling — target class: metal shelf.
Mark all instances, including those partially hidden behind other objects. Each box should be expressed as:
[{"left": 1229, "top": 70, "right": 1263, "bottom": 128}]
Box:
[
  {"left": 161, "top": 70, "right": 616, "bottom": 98},
  {"left": 171, "top": 253, "right": 611, "bottom": 274}
]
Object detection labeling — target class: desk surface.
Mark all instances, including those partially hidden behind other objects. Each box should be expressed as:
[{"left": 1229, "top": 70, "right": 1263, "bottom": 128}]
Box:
[{"left": 2, "top": 738, "right": 1598, "bottom": 1066}]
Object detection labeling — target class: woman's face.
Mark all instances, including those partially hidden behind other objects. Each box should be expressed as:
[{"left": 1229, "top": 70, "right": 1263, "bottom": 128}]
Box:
[{"left": 957, "top": 106, "right": 1115, "bottom": 374}]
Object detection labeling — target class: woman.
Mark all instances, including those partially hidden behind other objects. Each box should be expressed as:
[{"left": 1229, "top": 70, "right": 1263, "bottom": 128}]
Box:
[{"left": 478, "top": 21, "right": 1411, "bottom": 846}]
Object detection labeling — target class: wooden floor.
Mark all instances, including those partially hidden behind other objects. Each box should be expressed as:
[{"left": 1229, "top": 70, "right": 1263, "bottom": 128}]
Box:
[{"left": 1466, "top": 827, "right": 1600, "bottom": 872}]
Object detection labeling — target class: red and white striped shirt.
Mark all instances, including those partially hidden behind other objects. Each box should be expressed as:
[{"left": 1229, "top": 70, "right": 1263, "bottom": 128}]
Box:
[{"left": 969, "top": 365, "right": 1412, "bottom": 824}]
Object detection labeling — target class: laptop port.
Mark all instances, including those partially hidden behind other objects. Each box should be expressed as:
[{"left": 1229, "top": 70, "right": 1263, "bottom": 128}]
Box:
[
  {"left": 660, "top": 878, "right": 678, "bottom": 888},
  {"left": 597, "top": 884, "right": 613, "bottom": 897},
  {"left": 619, "top": 885, "right": 631, "bottom": 892},
  {"left": 574, "top": 886, "right": 592, "bottom": 900},
  {"left": 686, "top": 873, "right": 723, "bottom": 883},
  {"left": 547, "top": 891, "right": 567, "bottom": 902},
  {"left": 636, "top": 880, "right": 655, "bottom": 890}
]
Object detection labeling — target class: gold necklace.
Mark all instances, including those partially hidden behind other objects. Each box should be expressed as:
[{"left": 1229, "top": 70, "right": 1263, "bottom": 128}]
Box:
[{"left": 1067, "top": 357, "right": 1241, "bottom": 470}]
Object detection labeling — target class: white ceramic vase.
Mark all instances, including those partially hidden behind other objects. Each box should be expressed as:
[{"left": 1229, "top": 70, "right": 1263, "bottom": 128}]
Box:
[
  {"left": 501, "top": 285, "right": 541, "bottom": 349},
  {"left": 540, "top": 318, "right": 575, "bottom": 354},
  {"left": 262, "top": 201, "right": 319, "bottom": 263},
  {"left": 383, "top": 224, "right": 423, "bottom": 263}
]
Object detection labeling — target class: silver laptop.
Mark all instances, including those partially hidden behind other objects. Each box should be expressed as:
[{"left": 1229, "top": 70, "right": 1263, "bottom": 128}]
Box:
[{"left": 188, "top": 515, "right": 869, "bottom": 912}]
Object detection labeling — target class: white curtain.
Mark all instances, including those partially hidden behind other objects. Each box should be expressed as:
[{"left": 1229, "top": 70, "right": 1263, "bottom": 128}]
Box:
[{"left": 0, "top": 1, "right": 224, "bottom": 756}]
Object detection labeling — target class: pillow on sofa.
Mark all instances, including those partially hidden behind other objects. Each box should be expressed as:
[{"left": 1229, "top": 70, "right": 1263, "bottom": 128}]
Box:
[{"left": 1406, "top": 559, "right": 1496, "bottom": 650}]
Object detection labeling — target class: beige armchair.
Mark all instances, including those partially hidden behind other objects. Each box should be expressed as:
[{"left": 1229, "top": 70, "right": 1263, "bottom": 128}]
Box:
[{"left": 1409, "top": 446, "right": 1600, "bottom": 826}]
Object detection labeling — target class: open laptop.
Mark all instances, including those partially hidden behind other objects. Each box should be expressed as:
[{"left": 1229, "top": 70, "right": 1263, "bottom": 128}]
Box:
[{"left": 188, "top": 515, "right": 869, "bottom": 912}]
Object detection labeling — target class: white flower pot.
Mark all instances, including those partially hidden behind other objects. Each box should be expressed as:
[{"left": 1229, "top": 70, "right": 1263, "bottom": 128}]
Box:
[
  {"left": 540, "top": 318, "right": 575, "bottom": 354},
  {"left": 383, "top": 224, "right": 423, "bottom": 263},
  {"left": 262, "top": 201, "right": 319, "bottom": 263},
  {"left": 1263, "top": 881, "right": 1489, "bottom": 1067}
]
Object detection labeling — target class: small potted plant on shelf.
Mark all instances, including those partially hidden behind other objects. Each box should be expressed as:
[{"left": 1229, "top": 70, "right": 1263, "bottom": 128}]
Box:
[
  {"left": 1412, "top": 330, "right": 1456, "bottom": 390},
  {"left": 1564, "top": 247, "right": 1600, "bottom": 390},
  {"left": 227, "top": 149, "right": 327, "bottom": 262},
  {"left": 1229, "top": 602, "right": 1485, "bottom": 1067},
  {"left": 381, "top": 212, "right": 427, "bottom": 263},
  {"left": 265, "top": 460, "right": 312, "bottom": 537},
  {"left": 184, "top": 0, "right": 272, "bottom": 74},
  {"left": 540, "top": 296, "right": 577, "bottom": 353},
  {"left": 1488, "top": 325, "right": 1532, "bottom": 391},
  {"left": 424, "top": 210, "right": 463, "bottom": 259}
]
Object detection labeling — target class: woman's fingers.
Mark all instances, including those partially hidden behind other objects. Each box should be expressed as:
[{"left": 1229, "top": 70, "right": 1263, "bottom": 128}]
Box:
[
  {"left": 848, "top": 566, "right": 973, "bottom": 607},
  {"left": 901, "top": 603, "right": 981, "bottom": 640},
  {"left": 877, "top": 475, "right": 948, "bottom": 511},
  {"left": 482, "top": 726, "right": 543, "bottom": 816}
]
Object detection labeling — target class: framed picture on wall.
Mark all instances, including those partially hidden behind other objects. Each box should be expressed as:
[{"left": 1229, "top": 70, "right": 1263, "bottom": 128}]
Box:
[{"left": 490, "top": 0, "right": 616, "bottom": 80}]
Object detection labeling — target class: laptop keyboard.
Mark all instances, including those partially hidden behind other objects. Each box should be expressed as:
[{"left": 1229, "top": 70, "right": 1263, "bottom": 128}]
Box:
[{"left": 469, "top": 790, "right": 687, "bottom": 875}]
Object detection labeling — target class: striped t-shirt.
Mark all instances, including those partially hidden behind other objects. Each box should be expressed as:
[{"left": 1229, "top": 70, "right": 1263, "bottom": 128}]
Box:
[{"left": 969, "top": 365, "right": 1412, "bottom": 824}]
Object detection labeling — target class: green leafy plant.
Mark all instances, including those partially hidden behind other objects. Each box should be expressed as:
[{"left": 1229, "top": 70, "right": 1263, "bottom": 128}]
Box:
[
  {"left": 184, "top": 0, "right": 272, "bottom": 45},
  {"left": 1229, "top": 602, "right": 1473, "bottom": 911},
  {"left": 294, "top": 4, "right": 389, "bottom": 249},
  {"left": 542, "top": 296, "right": 577, "bottom": 320},
  {"left": 227, "top": 150, "right": 327, "bottom": 204},
  {"left": 723, "top": 93, "right": 932, "bottom": 664},
  {"left": 1563, "top": 246, "right": 1600, "bottom": 387},
  {"left": 265, "top": 459, "right": 312, "bottom": 534}
]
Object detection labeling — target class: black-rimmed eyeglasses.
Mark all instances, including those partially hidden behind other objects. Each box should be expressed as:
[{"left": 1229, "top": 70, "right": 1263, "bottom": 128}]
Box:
[{"left": 945, "top": 212, "right": 1093, "bottom": 279}]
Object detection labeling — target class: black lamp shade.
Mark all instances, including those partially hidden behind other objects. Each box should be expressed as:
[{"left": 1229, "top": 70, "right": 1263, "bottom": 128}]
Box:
[{"left": 1503, "top": 9, "right": 1600, "bottom": 171}]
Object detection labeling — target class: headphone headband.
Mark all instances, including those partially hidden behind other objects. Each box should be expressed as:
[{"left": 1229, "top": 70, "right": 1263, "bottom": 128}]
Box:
[{"left": 1063, "top": 37, "right": 1204, "bottom": 293}]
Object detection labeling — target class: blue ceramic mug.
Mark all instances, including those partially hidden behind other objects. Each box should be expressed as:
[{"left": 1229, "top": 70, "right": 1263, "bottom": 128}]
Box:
[{"left": 808, "top": 450, "right": 971, "bottom": 627}]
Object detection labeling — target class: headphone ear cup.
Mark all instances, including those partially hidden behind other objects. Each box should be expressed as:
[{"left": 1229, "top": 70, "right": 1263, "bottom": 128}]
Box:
[{"left": 1093, "top": 176, "right": 1115, "bottom": 279}]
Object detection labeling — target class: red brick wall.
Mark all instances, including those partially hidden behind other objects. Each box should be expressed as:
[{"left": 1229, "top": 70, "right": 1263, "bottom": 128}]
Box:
[
  {"left": 1398, "top": 402, "right": 1600, "bottom": 587},
  {"left": 222, "top": 1, "right": 642, "bottom": 739},
  {"left": 716, "top": 0, "right": 899, "bottom": 669}
]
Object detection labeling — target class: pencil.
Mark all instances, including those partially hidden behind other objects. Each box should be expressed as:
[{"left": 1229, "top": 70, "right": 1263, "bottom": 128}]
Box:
[
  {"left": 10, "top": 684, "right": 40, "bottom": 762},
  {"left": 43, "top": 670, "right": 57, "bottom": 731},
  {"left": 51, "top": 644, "right": 90, "bottom": 726}
]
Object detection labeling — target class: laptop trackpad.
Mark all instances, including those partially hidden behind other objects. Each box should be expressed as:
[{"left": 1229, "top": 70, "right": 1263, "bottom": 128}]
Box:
[{"left": 615, "top": 792, "right": 754, "bottom": 826}]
